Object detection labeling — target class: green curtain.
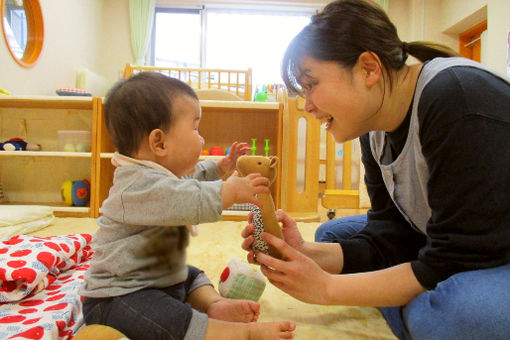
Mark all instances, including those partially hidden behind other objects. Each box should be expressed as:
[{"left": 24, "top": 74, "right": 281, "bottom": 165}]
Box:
[
  {"left": 129, "top": 0, "right": 155, "bottom": 65},
  {"left": 373, "top": 0, "right": 388, "bottom": 11}
]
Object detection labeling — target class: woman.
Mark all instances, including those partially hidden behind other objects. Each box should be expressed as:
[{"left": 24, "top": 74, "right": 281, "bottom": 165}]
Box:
[{"left": 241, "top": 0, "right": 510, "bottom": 339}]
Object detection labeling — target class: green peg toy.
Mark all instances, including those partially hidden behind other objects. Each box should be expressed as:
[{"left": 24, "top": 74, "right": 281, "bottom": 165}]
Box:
[
  {"left": 251, "top": 138, "right": 257, "bottom": 155},
  {"left": 264, "top": 139, "right": 270, "bottom": 157}
]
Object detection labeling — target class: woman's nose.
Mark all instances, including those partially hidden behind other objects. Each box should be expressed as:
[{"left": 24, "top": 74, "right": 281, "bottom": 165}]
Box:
[
  {"left": 199, "top": 135, "right": 205, "bottom": 144},
  {"left": 304, "top": 96, "right": 316, "bottom": 113}
]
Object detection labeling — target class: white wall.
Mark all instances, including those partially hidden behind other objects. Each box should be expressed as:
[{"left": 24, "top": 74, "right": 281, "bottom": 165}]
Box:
[
  {"left": 439, "top": 0, "right": 510, "bottom": 74},
  {"left": 0, "top": 0, "right": 104, "bottom": 96},
  {"left": 97, "top": 0, "right": 132, "bottom": 94},
  {"left": 480, "top": 0, "right": 508, "bottom": 73},
  {"left": 395, "top": 0, "right": 509, "bottom": 74}
]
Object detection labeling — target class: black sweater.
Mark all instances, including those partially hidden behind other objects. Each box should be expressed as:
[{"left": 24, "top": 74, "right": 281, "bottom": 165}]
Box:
[{"left": 339, "top": 65, "right": 510, "bottom": 289}]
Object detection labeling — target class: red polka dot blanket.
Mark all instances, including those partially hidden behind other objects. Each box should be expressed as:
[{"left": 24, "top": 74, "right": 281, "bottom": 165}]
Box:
[{"left": 0, "top": 234, "right": 93, "bottom": 339}]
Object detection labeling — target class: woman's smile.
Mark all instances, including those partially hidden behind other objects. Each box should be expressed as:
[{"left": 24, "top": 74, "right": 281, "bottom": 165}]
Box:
[{"left": 316, "top": 114, "right": 334, "bottom": 130}]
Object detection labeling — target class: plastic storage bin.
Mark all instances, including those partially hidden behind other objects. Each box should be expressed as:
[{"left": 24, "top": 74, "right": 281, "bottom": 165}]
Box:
[{"left": 57, "top": 130, "right": 91, "bottom": 152}]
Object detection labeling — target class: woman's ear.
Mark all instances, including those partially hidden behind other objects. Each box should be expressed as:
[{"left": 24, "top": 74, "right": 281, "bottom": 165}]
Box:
[
  {"left": 148, "top": 129, "right": 167, "bottom": 156},
  {"left": 357, "top": 51, "right": 382, "bottom": 88}
]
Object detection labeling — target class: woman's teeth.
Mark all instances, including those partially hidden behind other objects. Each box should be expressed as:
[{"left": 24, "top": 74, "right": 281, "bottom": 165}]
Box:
[{"left": 320, "top": 115, "right": 333, "bottom": 129}]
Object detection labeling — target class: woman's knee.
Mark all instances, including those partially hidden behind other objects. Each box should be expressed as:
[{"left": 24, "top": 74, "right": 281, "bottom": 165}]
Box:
[
  {"left": 314, "top": 214, "right": 367, "bottom": 242},
  {"left": 404, "top": 265, "right": 510, "bottom": 339}
]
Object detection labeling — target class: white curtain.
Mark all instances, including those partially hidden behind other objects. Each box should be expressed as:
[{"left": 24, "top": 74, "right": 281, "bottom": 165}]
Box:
[{"left": 129, "top": 0, "right": 155, "bottom": 65}]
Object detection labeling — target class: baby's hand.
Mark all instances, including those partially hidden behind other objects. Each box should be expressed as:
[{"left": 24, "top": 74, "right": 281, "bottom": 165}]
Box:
[
  {"left": 221, "top": 172, "right": 270, "bottom": 209},
  {"left": 217, "top": 142, "right": 250, "bottom": 177}
]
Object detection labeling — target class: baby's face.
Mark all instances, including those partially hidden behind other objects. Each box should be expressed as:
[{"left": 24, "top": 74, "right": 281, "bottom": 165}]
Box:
[{"left": 160, "top": 95, "right": 204, "bottom": 177}]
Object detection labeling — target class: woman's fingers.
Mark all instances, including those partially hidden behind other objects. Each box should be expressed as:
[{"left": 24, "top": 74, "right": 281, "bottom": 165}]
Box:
[
  {"left": 241, "top": 235, "right": 254, "bottom": 251},
  {"left": 246, "top": 249, "right": 257, "bottom": 264},
  {"left": 254, "top": 249, "right": 292, "bottom": 276},
  {"left": 260, "top": 264, "right": 287, "bottom": 285},
  {"left": 262, "top": 232, "right": 299, "bottom": 260},
  {"left": 241, "top": 223, "right": 254, "bottom": 238},
  {"left": 276, "top": 209, "right": 292, "bottom": 223}
]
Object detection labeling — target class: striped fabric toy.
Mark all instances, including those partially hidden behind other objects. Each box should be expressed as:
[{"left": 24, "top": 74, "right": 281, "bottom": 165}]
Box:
[
  {"left": 55, "top": 88, "right": 92, "bottom": 96},
  {"left": 218, "top": 258, "right": 266, "bottom": 302}
]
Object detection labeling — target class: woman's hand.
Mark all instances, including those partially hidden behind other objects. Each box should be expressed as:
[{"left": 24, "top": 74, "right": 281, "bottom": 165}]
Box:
[
  {"left": 256, "top": 232, "right": 333, "bottom": 305},
  {"left": 241, "top": 210, "right": 305, "bottom": 264}
]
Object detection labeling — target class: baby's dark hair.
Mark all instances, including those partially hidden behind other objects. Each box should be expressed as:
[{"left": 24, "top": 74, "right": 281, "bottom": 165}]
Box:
[
  {"left": 282, "top": 0, "right": 458, "bottom": 95},
  {"left": 104, "top": 72, "right": 198, "bottom": 156}
]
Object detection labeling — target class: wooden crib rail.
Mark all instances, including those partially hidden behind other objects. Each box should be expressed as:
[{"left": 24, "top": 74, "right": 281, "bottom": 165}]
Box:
[
  {"left": 279, "top": 89, "right": 361, "bottom": 221},
  {"left": 321, "top": 135, "right": 359, "bottom": 209},
  {"left": 123, "top": 64, "right": 252, "bottom": 101},
  {"left": 279, "top": 90, "right": 321, "bottom": 221}
]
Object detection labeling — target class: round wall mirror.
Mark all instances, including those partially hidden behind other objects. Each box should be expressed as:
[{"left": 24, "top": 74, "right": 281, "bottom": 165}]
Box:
[{"left": 1, "top": 0, "right": 44, "bottom": 67}]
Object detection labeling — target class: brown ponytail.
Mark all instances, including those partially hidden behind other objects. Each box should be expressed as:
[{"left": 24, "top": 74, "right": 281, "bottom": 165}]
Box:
[{"left": 404, "top": 41, "right": 458, "bottom": 63}]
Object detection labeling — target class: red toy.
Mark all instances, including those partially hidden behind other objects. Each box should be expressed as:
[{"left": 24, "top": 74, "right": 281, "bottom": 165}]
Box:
[{"left": 209, "top": 146, "right": 224, "bottom": 156}]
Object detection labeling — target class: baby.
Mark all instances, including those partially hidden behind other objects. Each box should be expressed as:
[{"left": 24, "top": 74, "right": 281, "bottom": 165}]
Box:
[{"left": 79, "top": 72, "right": 295, "bottom": 340}]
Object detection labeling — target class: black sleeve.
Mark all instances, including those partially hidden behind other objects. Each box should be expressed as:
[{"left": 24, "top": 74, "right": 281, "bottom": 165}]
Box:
[
  {"left": 411, "top": 67, "right": 510, "bottom": 289},
  {"left": 339, "top": 134, "right": 426, "bottom": 274}
]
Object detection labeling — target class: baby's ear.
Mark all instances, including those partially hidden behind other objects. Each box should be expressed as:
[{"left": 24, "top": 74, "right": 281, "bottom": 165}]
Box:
[{"left": 148, "top": 129, "right": 166, "bottom": 156}]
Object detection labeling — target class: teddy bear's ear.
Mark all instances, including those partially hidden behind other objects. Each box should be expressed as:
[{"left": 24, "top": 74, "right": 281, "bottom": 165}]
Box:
[{"left": 269, "top": 156, "right": 279, "bottom": 168}]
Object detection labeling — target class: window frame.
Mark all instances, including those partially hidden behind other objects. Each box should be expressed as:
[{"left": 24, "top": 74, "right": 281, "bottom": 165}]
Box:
[{"left": 150, "top": 5, "right": 315, "bottom": 70}]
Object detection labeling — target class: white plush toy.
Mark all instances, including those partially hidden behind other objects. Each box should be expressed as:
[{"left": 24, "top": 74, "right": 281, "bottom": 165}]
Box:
[{"left": 218, "top": 258, "right": 266, "bottom": 302}]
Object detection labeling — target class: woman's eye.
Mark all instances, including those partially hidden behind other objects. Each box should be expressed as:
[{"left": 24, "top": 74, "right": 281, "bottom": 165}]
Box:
[{"left": 303, "top": 82, "right": 315, "bottom": 91}]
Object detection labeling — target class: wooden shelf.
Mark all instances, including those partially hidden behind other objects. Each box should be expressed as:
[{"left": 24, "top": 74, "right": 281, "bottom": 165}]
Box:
[
  {"left": 200, "top": 100, "right": 279, "bottom": 111},
  {"left": 95, "top": 99, "right": 283, "bottom": 219},
  {"left": 100, "top": 152, "right": 225, "bottom": 161},
  {"left": 100, "top": 152, "right": 115, "bottom": 159},
  {"left": 0, "top": 96, "right": 99, "bottom": 218},
  {"left": 0, "top": 96, "right": 93, "bottom": 109},
  {"left": 221, "top": 210, "right": 249, "bottom": 221},
  {"left": 1, "top": 96, "right": 283, "bottom": 219},
  {"left": 0, "top": 151, "right": 92, "bottom": 158},
  {"left": 1, "top": 202, "right": 90, "bottom": 217}
]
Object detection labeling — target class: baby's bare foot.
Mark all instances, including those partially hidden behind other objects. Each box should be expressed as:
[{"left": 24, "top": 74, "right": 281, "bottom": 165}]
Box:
[
  {"left": 248, "top": 321, "right": 296, "bottom": 340},
  {"left": 207, "top": 298, "right": 260, "bottom": 322}
]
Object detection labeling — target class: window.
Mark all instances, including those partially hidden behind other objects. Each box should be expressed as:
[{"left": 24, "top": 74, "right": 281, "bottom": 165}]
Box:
[
  {"left": 151, "top": 7, "right": 313, "bottom": 89},
  {"left": 152, "top": 9, "right": 201, "bottom": 68},
  {"left": 2, "top": 4, "right": 27, "bottom": 59}
]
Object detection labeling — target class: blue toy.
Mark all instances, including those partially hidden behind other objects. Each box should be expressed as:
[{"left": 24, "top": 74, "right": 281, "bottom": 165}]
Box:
[{"left": 61, "top": 179, "right": 90, "bottom": 206}]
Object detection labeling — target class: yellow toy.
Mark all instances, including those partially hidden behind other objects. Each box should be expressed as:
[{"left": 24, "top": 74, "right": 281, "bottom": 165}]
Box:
[{"left": 236, "top": 155, "right": 284, "bottom": 259}]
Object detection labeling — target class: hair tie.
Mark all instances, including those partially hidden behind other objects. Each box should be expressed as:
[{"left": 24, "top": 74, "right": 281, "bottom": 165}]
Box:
[
  {"left": 401, "top": 41, "right": 409, "bottom": 62},
  {"left": 402, "top": 41, "right": 409, "bottom": 53}
]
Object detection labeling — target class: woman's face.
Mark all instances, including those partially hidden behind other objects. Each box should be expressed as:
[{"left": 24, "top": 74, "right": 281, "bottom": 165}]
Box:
[{"left": 298, "top": 56, "right": 381, "bottom": 143}]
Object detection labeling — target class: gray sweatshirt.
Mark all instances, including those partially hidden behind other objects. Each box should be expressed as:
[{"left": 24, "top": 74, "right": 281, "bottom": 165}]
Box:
[{"left": 80, "top": 159, "right": 223, "bottom": 298}]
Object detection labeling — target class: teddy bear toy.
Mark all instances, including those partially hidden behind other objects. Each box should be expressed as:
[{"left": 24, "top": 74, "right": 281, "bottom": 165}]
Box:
[
  {"left": 236, "top": 155, "right": 284, "bottom": 259},
  {"left": 0, "top": 138, "right": 41, "bottom": 151},
  {"left": 218, "top": 258, "right": 266, "bottom": 301}
]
